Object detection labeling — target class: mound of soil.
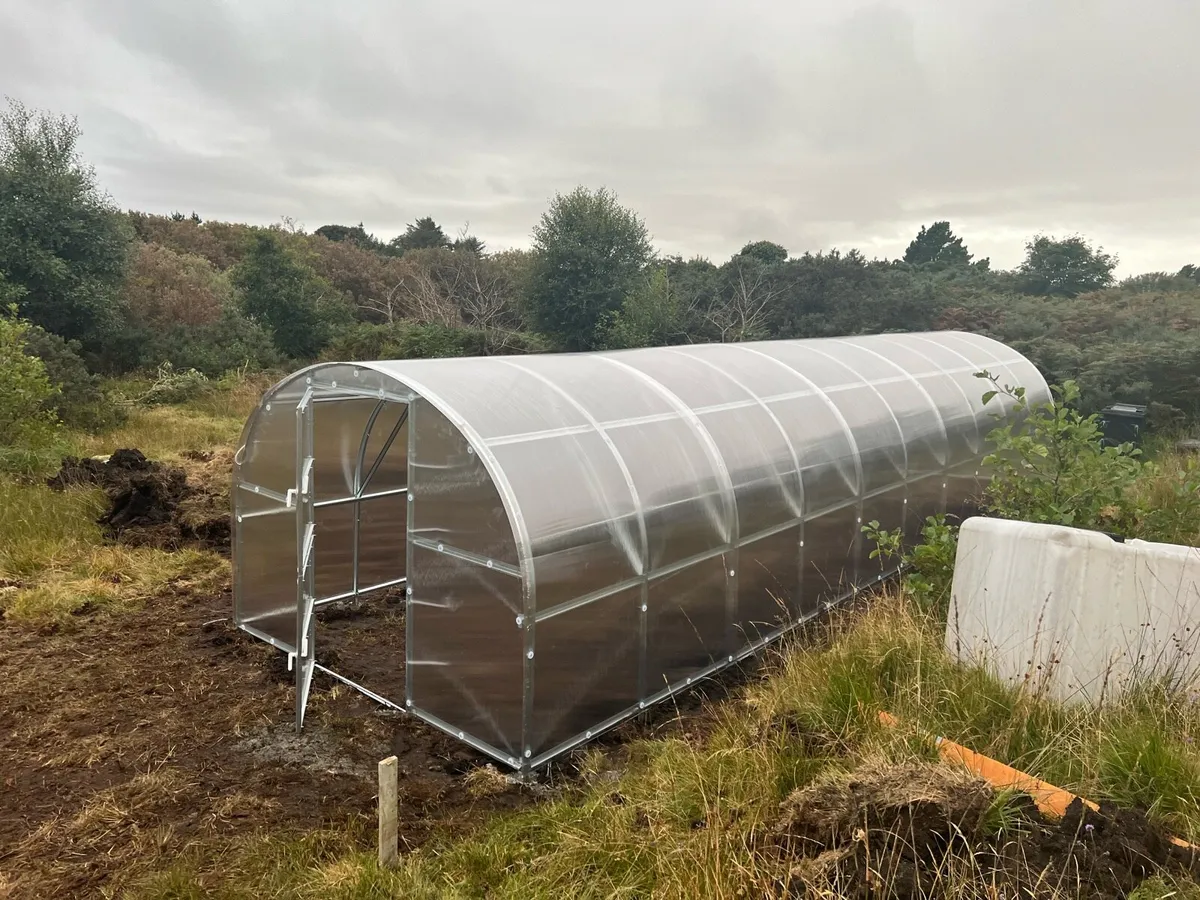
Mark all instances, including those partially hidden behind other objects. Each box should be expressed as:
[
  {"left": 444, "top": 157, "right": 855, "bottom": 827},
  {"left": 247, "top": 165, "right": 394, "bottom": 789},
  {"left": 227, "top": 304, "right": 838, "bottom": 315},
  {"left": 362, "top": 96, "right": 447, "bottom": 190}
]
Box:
[
  {"left": 773, "top": 761, "right": 1200, "bottom": 899},
  {"left": 47, "top": 448, "right": 230, "bottom": 554}
]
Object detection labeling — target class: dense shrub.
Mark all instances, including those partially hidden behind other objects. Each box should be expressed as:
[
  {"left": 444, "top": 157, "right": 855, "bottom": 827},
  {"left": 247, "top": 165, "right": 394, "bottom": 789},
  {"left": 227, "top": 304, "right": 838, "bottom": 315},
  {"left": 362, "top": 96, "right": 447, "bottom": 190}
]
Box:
[
  {"left": 979, "top": 376, "right": 1143, "bottom": 531},
  {"left": 20, "top": 325, "right": 125, "bottom": 431},
  {"left": 0, "top": 308, "right": 64, "bottom": 473},
  {"left": 323, "top": 321, "right": 490, "bottom": 361},
  {"left": 145, "top": 305, "right": 282, "bottom": 377},
  {"left": 123, "top": 242, "right": 231, "bottom": 330},
  {"left": 135, "top": 362, "right": 212, "bottom": 406}
]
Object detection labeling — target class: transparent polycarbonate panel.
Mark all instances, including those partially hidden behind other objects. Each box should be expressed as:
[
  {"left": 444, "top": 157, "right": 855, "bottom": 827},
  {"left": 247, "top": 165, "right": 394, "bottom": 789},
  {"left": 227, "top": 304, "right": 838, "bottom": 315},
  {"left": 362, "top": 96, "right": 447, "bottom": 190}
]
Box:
[
  {"left": 999, "top": 354, "right": 1052, "bottom": 417},
  {"left": 825, "top": 383, "right": 906, "bottom": 492},
  {"left": 766, "top": 392, "right": 858, "bottom": 515},
  {"left": 647, "top": 554, "right": 730, "bottom": 693},
  {"left": 617, "top": 348, "right": 756, "bottom": 411},
  {"left": 737, "top": 526, "right": 802, "bottom": 646},
  {"left": 871, "top": 377, "right": 945, "bottom": 477},
  {"left": 751, "top": 341, "right": 864, "bottom": 394},
  {"left": 853, "top": 335, "right": 977, "bottom": 470},
  {"left": 935, "top": 333, "right": 1024, "bottom": 404},
  {"left": 946, "top": 461, "right": 986, "bottom": 525},
  {"left": 234, "top": 502, "right": 298, "bottom": 648},
  {"left": 357, "top": 495, "right": 407, "bottom": 590},
  {"left": 913, "top": 372, "right": 976, "bottom": 470},
  {"left": 235, "top": 402, "right": 298, "bottom": 498},
  {"left": 741, "top": 344, "right": 880, "bottom": 496},
  {"left": 377, "top": 357, "right": 588, "bottom": 442},
  {"left": 766, "top": 343, "right": 906, "bottom": 490},
  {"left": 408, "top": 544, "right": 524, "bottom": 755},
  {"left": 803, "top": 504, "right": 860, "bottom": 603},
  {"left": 490, "top": 431, "right": 640, "bottom": 613},
  {"left": 900, "top": 336, "right": 999, "bottom": 428},
  {"left": 410, "top": 400, "right": 518, "bottom": 566},
  {"left": 697, "top": 404, "right": 801, "bottom": 539},
  {"left": 312, "top": 397, "right": 378, "bottom": 502},
  {"left": 607, "top": 417, "right": 728, "bottom": 572},
  {"left": 678, "top": 343, "right": 820, "bottom": 400},
  {"left": 826, "top": 341, "right": 948, "bottom": 480},
  {"left": 307, "top": 362, "right": 410, "bottom": 398},
  {"left": 359, "top": 400, "right": 409, "bottom": 493},
  {"left": 530, "top": 587, "right": 642, "bottom": 756},
  {"left": 860, "top": 488, "right": 907, "bottom": 582},
  {"left": 933, "top": 334, "right": 1050, "bottom": 442},
  {"left": 517, "top": 354, "right": 678, "bottom": 426},
  {"left": 313, "top": 501, "right": 354, "bottom": 601},
  {"left": 907, "top": 475, "right": 947, "bottom": 546}
]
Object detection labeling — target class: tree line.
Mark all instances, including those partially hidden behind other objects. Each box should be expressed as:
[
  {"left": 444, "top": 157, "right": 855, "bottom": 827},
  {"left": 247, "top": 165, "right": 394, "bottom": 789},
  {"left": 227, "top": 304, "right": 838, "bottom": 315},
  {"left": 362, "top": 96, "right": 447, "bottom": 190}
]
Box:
[{"left": 4, "top": 98, "right": 1200, "bottom": 452}]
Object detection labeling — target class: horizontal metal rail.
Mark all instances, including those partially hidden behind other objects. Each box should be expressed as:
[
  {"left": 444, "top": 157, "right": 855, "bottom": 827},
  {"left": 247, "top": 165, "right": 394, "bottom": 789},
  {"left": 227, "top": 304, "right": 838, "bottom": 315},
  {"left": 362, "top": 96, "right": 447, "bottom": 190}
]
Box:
[
  {"left": 313, "top": 486, "right": 408, "bottom": 509},
  {"left": 410, "top": 536, "right": 521, "bottom": 577},
  {"left": 313, "top": 576, "right": 408, "bottom": 608}
]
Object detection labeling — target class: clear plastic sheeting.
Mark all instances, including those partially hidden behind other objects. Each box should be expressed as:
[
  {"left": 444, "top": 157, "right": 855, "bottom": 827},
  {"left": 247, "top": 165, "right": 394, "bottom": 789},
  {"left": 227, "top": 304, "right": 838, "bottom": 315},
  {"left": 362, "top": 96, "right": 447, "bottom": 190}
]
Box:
[{"left": 232, "top": 332, "right": 1047, "bottom": 772}]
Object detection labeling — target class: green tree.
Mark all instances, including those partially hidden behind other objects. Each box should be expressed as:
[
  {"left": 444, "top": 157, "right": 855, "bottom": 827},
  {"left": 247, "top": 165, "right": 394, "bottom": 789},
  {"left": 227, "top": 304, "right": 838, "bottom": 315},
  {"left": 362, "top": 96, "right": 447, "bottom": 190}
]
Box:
[
  {"left": 599, "top": 267, "right": 693, "bottom": 349},
  {"left": 0, "top": 305, "right": 62, "bottom": 472},
  {"left": 1180, "top": 263, "right": 1200, "bottom": 285},
  {"left": 314, "top": 222, "right": 383, "bottom": 252},
  {"left": 736, "top": 240, "right": 788, "bottom": 265},
  {"left": 1019, "top": 234, "right": 1117, "bottom": 297},
  {"left": 527, "top": 186, "right": 653, "bottom": 351},
  {"left": 232, "top": 233, "right": 346, "bottom": 359},
  {"left": 452, "top": 234, "right": 486, "bottom": 254},
  {"left": 903, "top": 221, "right": 972, "bottom": 267},
  {"left": 387, "top": 217, "right": 450, "bottom": 255},
  {"left": 0, "top": 100, "right": 133, "bottom": 350}
]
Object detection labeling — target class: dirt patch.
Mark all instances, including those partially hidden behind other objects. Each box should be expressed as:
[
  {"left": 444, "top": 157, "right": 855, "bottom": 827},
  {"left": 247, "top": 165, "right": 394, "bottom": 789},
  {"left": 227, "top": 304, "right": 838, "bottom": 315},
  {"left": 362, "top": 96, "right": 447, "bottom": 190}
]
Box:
[
  {"left": 774, "top": 761, "right": 1200, "bottom": 898},
  {"left": 0, "top": 583, "right": 533, "bottom": 899},
  {"left": 46, "top": 448, "right": 230, "bottom": 553}
]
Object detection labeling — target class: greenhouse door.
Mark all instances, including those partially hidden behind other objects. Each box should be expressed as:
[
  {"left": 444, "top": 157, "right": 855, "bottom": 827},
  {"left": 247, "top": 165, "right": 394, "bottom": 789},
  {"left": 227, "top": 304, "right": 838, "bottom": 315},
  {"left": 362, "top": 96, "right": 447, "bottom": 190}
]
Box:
[{"left": 293, "top": 387, "right": 411, "bottom": 731}]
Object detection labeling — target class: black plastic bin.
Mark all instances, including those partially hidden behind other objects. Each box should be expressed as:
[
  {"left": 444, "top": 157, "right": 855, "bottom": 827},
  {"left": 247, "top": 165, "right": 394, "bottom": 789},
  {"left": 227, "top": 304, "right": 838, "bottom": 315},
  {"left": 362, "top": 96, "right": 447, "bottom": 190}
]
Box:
[{"left": 1099, "top": 403, "right": 1148, "bottom": 448}]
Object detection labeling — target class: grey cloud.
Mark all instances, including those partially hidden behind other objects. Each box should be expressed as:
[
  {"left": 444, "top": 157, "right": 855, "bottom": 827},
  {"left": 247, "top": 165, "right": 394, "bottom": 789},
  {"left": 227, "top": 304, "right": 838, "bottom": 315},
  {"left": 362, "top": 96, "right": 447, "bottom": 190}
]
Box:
[{"left": 2, "top": 0, "right": 1198, "bottom": 272}]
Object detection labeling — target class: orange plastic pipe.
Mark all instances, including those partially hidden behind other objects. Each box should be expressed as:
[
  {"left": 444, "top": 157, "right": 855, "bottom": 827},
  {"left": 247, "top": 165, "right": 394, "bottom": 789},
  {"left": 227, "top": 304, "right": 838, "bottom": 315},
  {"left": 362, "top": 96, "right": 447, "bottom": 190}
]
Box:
[{"left": 876, "top": 710, "right": 1195, "bottom": 851}]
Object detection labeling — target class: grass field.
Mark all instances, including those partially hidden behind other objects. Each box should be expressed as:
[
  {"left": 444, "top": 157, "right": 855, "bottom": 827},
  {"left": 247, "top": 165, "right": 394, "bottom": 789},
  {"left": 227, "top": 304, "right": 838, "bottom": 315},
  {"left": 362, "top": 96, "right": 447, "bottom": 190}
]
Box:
[
  {"left": 0, "top": 378, "right": 261, "bottom": 626},
  {"left": 4, "top": 378, "right": 1200, "bottom": 898}
]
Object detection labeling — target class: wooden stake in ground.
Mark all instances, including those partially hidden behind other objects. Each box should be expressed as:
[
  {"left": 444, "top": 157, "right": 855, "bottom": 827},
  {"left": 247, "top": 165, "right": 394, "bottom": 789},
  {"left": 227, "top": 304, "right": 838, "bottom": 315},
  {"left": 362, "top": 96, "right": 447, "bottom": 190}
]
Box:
[{"left": 378, "top": 755, "right": 399, "bottom": 867}]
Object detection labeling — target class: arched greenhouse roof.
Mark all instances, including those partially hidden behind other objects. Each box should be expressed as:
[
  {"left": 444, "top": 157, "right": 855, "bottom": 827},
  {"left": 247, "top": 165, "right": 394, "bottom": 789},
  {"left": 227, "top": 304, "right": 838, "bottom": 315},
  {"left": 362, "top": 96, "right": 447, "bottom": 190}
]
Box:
[{"left": 233, "top": 331, "right": 1047, "bottom": 770}]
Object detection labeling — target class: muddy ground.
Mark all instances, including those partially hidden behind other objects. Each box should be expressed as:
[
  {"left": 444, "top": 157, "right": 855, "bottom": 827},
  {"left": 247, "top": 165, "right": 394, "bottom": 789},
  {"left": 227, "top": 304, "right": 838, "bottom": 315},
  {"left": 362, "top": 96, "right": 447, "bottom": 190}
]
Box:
[{"left": 0, "top": 577, "right": 547, "bottom": 899}]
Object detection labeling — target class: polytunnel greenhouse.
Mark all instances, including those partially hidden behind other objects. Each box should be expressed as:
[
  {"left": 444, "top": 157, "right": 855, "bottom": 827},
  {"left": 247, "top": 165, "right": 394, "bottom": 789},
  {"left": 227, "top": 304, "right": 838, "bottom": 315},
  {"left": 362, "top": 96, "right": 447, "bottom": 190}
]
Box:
[{"left": 232, "top": 331, "right": 1048, "bottom": 773}]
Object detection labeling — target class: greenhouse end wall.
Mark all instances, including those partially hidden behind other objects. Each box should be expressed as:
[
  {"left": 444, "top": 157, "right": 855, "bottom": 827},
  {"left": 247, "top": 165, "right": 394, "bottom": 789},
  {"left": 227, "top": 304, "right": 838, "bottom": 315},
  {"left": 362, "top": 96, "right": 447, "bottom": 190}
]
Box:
[{"left": 232, "top": 331, "right": 1048, "bottom": 772}]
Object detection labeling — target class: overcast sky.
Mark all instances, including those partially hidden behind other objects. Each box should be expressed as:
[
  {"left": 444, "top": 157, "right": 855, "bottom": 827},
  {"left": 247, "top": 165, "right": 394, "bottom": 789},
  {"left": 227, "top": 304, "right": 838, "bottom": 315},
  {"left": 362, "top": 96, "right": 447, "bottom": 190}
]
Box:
[{"left": 3, "top": 0, "right": 1197, "bottom": 274}]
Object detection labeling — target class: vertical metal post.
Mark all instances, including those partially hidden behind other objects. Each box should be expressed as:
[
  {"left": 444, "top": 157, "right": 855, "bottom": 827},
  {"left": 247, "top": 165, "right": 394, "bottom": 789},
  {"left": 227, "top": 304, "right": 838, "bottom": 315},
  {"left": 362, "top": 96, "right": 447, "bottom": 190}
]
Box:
[
  {"left": 796, "top": 521, "right": 806, "bottom": 620},
  {"left": 405, "top": 400, "right": 416, "bottom": 711},
  {"left": 295, "top": 389, "right": 316, "bottom": 731},
  {"left": 351, "top": 400, "right": 388, "bottom": 602},
  {"left": 637, "top": 583, "right": 648, "bottom": 705}
]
